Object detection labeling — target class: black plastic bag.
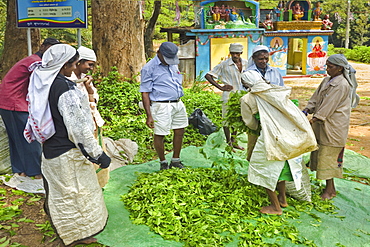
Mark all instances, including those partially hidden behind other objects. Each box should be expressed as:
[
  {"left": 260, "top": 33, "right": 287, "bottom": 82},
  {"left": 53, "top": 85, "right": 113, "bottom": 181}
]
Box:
[{"left": 188, "top": 108, "right": 217, "bottom": 135}]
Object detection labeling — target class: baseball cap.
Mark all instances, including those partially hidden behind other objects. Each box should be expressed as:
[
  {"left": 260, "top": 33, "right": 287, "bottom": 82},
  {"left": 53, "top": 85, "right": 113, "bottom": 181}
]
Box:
[
  {"left": 159, "top": 42, "right": 179, "bottom": 65},
  {"left": 42, "top": 38, "right": 61, "bottom": 46}
]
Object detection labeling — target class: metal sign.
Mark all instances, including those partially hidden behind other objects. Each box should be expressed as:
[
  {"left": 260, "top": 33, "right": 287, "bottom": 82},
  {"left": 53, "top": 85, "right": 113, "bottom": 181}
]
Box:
[{"left": 16, "top": 0, "right": 87, "bottom": 28}]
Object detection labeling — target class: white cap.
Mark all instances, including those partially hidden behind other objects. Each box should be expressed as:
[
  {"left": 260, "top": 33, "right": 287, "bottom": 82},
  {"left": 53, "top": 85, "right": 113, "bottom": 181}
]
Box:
[{"left": 229, "top": 43, "right": 244, "bottom": 53}]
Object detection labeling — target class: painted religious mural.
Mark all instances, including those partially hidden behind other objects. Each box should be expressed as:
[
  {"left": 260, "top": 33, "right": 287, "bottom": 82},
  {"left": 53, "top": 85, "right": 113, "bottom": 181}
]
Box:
[{"left": 307, "top": 36, "right": 328, "bottom": 74}]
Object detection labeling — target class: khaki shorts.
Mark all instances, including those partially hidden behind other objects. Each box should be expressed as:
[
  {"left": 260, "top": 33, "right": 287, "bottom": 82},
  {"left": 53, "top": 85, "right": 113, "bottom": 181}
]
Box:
[{"left": 151, "top": 101, "right": 188, "bottom": 136}]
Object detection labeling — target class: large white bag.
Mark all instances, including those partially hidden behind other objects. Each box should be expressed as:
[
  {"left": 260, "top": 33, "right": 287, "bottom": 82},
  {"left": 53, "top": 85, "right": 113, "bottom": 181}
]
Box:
[{"left": 254, "top": 84, "right": 318, "bottom": 161}]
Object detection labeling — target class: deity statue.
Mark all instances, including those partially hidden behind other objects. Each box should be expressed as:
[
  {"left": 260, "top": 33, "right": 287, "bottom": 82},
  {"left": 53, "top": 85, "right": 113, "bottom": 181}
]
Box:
[
  {"left": 229, "top": 6, "right": 239, "bottom": 22},
  {"left": 292, "top": 2, "right": 304, "bottom": 21},
  {"left": 274, "top": 1, "right": 285, "bottom": 20},
  {"left": 321, "top": 14, "right": 333, "bottom": 30},
  {"left": 263, "top": 14, "right": 274, "bottom": 30},
  {"left": 312, "top": 2, "right": 322, "bottom": 21},
  {"left": 220, "top": 5, "right": 230, "bottom": 22},
  {"left": 212, "top": 6, "right": 220, "bottom": 22}
]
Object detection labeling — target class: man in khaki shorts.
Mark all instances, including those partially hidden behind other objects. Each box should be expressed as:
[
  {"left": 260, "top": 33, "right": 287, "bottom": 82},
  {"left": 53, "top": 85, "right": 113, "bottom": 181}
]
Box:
[{"left": 140, "top": 42, "right": 188, "bottom": 170}]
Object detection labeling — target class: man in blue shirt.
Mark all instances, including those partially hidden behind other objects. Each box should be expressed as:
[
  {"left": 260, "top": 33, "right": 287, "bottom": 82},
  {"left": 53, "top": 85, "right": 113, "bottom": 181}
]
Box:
[
  {"left": 246, "top": 45, "right": 284, "bottom": 86},
  {"left": 140, "top": 42, "right": 188, "bottom": 170},
  {"left": 245, "top": 45, "right": 284, "bottom": 161}
]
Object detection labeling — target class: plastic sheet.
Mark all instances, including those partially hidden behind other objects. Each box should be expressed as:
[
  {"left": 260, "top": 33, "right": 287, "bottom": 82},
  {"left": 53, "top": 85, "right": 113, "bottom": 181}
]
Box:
[{"left": 97, "top": 130, "right": 370, "bottom": 247}]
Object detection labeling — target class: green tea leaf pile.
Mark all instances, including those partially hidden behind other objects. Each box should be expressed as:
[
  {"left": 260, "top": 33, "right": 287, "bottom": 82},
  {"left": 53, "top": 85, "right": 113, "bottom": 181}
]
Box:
[{"left": 121, "top": 168, "right": 337, "bottom": 247}]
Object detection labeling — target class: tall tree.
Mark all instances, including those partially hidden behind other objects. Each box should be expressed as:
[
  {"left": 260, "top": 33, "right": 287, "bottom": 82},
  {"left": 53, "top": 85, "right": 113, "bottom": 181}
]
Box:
[
  {"left": 144, "top": 0, "right": 161, "bottom": 59},
  {"left": 0, "top": 0, "right": 40, "bottom": 79},
  {"left": 91, "top": 0, "right": 145, "bottom": 78},
  {"left": 322, "top": 0, "right": 370, "bottom": 47}
]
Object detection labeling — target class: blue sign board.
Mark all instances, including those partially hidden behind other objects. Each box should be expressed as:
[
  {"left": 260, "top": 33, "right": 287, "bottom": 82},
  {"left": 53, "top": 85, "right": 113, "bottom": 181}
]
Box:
[{"left": 16, "top": 0, "right": 87, "bottom": 28}]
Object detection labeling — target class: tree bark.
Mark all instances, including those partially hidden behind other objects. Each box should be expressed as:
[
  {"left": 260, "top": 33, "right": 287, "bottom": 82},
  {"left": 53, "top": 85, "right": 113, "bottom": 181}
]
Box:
[
  {"left": 144, "top": 1, "right": 161, "bottom": 59},
  {"left": 91, "top": 0, "right": 146, "bottom": 78},
  {"left": 0, "top": 0, "right": 40, "bottom": 80}
]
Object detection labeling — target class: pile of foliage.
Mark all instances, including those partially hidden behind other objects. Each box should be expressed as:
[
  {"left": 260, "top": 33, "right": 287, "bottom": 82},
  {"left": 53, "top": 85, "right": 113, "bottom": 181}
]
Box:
[
  {"left": 121, "top": 167, "right": 338, "bottom": 247},
  {"left": 93, "top": 69, "right": 222, "bottom": 163},
  {"left": 328, "top": 44, "right": 370, "bottom": 63}
]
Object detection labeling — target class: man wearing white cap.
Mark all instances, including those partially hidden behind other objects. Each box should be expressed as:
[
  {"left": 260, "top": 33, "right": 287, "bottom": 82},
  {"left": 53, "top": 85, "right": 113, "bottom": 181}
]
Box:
[
  {"left": 245, "top": 45, "right": 284, "bottom": 161},
  {"left": 140, "top": 42, "right": 188, "bottom": 170},
  {"left": 205, "top": 43, "right": 248, "bottom": 150}
]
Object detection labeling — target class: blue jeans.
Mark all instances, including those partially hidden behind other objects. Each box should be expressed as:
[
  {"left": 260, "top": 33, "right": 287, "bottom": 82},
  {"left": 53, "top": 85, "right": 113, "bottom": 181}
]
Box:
[{"left": 0, "top": 109, "right": 41, "bottom": 176}]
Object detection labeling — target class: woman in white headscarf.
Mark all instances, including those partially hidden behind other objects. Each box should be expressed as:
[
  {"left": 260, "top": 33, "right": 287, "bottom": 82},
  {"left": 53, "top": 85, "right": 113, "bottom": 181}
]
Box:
[
  {"left": 241, "top": 70, "right": 317, "bottom": 215},
  {"left": 303, "top": 54, "right": 358, "bottom": 200},
  {"left": 68, "top": 46, "right": 108, "bottom": 187},
  {"left": 27, "top": 44, "right": 111, "bottom": 246}
]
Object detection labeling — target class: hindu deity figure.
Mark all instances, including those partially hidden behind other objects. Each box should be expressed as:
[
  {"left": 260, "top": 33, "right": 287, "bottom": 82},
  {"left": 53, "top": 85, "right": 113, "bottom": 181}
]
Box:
[
  {"left": 312, "top": 2, "right": 322, "bottom": 21},
  {"left": 274, "top": 1, "right": 285, "bottom": 20},
  {"left": 220, "top": 5, "right": 230, "bottom": 22},
  {"left": 321, "top": 14, "right": 333, "bottom": 30},
  {"left": 292, "top": 2, "right": 304, "bottom": 21},
  {"left": 229, "top": 6, "right": 239, "bottom": 22},
  {"left": 263, "top": 14, "right": 274, "bottom": 30},
  {"left": 212, "top": 5, "right": 220, "bottom": 22}
]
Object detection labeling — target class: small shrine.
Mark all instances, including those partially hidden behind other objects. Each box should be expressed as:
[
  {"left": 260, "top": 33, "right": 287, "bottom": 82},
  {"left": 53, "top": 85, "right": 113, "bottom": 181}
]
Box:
[{"left": 160, "top": 0, "right": 334, "bottom": 80}]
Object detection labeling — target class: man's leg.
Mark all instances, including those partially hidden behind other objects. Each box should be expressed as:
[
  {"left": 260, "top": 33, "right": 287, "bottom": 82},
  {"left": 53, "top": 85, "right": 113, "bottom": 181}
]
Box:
[
  {"left": 277, "top": 181, "right": 288, "bottom": 207},
  {"left": 172, "top": 128, "right": 185, "bottom": 159},
  {"left": 224, "top": 127, "right": 244, "bottom": 150},
  {"left": 223, "top": 126, "right": 231, "bottom": 145},
  {"left": 154, "top": 134, "right": 165, "bottom": 161},
  {"left": 260, "top": 188, "right": 283, "bottom": 215},
  {"left": 246, "top": 133, "right": 258, "bottom": 161}
]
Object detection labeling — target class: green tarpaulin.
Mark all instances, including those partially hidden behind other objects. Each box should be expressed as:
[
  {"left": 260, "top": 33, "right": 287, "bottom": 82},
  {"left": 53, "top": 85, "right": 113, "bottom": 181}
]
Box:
[{"left": 97, "top": 131, "right": 370, "bottom": 247}]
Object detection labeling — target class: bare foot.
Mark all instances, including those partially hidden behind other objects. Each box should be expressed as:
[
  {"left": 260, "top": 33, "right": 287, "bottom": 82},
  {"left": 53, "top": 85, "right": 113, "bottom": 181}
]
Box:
[
  {"left": 321, "top": 191, "right": 336, "bottom": 200},
  {"left": 278, "top": 196, "right": 288, "bottom": 207},
  {"left": 229, "top": 143, "right": 245, "bottom": 151},
  {"left": 34, "top": 174, "right": 43, "bottom": 179},
  {"left": 260, "top": 205, "right": 282, "bottom": 215},
  {"left": 18, "top": 173, "right": 27, "bottom": 177},
  {"left": 279, "top": 201, "right": 288, "bottom": 208},
  {"left": 69, "top": 237, "right": 97, "bottom": 246}
]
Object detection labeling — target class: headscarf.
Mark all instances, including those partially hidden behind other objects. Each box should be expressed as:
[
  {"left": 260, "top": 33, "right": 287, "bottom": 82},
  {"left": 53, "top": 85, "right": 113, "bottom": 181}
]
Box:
[
  {"left": 24, "top": 44, "right": 77, "bottom": 143},
  {"left": 327, "top": 54, "right": 359, "bottom": 108},
  {"left": 77, "top": 46, "right": 97, "bottom": 62},
  {"left": 241, "top": 70, "right": 266, "bottom": 88},
  {"left": 247, "top": 45, "right": 269, "bottom": 68}
]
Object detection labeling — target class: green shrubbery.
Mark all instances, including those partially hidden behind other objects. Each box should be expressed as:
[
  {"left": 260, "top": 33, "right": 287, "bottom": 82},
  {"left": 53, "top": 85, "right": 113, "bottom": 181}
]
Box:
[
  {"left": 328, "top": 44, "right": 370, "bottom": 63},
  {"left": 93, "top": 68, "right": 222, "bottom": 163}
]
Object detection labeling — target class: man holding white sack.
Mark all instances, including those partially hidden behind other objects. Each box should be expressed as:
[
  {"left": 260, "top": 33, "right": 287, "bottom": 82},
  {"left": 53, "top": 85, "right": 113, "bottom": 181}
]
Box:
[
  {"left": 245, "top": 45, "right": 284, "bottom": 161},
  {"left": 240, "top": 70, "right": 317, "bottom": 215}
]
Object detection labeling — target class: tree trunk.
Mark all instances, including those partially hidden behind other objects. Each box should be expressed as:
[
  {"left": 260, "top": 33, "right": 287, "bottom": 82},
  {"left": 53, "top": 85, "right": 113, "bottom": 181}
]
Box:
[
  {"left": 144, "top": 1, "right": 161, "bottom": 59},
  {"left": 0, "top": 0, "right": 40, "bottom": 80},
  {"left": 91, "top": 0, "right": 146, "bottom": 78}
]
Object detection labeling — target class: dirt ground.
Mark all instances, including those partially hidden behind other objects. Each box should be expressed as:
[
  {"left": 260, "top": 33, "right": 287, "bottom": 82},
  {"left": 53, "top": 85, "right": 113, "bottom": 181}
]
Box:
[{"left": 1, "top": 62, "right": 369, "bottom": 247}]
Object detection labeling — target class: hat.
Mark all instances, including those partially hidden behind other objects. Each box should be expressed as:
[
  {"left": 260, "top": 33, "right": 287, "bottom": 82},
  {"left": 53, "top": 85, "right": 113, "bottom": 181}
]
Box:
[
  {"left": 77, "top": 46, "right": 97, "bottom": 62},
  {"left": 229, "top": 43, "right": 244, "bottom": 53},
  {"left": 159, "top": 42, "right": 179, "bottom": 65},
  {"left": 247, "top": 45, "right": 270, "bottom": 67},
  {"left": 42, "top": 38, "right": 61, "bottom": 46},
  {"left": 252, "top": 45, "right": 269, "bottom": 55}
]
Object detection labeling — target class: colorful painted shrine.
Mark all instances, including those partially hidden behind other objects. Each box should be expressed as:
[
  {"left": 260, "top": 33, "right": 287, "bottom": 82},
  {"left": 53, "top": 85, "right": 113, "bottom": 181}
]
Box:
[
  {"left": 198, "top": 0, "right": 259, "bottom": 29},
  {"left": 166, "top": 0, "right": 334, "bottom": 79}
]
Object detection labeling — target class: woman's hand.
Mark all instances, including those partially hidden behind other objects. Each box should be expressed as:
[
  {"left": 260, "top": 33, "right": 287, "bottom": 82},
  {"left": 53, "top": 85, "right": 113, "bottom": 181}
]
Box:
[
  {"left": 309, "top": 117, "right": 318, "bottom": 125},
  {"left": 83, "top": 75, "right": 94, "bottom": 94}
]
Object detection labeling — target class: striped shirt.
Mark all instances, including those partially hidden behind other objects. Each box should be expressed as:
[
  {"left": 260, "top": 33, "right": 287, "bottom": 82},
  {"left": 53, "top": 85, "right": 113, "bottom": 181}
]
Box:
[{"left": 207, "top": 58, "right": 248, "bottom": 102}]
